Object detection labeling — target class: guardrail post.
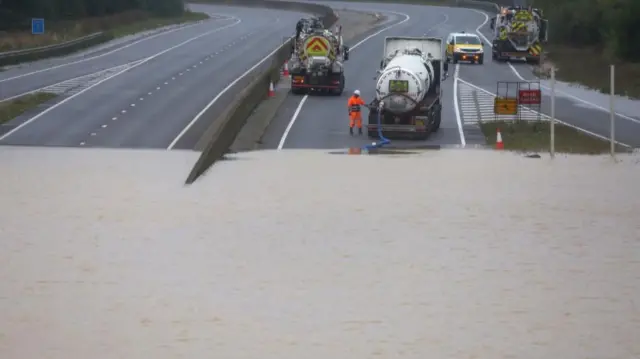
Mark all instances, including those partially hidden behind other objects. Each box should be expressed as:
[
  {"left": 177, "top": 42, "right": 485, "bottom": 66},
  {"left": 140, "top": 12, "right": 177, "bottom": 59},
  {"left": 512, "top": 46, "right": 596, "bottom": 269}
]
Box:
[
  {"left": 609, "top": 64, "right": 615, "bottom": 159},
  {"left": 550, "top": 66, "right": 555, "bottom": 158}
]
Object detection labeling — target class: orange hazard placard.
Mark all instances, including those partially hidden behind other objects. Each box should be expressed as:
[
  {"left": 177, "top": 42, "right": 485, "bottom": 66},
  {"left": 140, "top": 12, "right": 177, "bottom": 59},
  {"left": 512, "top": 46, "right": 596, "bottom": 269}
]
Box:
[{"left": 304, "top": 36, "right": 329, "bottom": 56}]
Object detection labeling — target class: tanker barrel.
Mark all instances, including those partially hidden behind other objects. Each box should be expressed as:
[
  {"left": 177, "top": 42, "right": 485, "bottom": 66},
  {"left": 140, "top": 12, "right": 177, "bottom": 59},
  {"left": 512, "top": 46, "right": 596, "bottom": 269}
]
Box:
[{"left": 375, "top": 53, "right": 435, "bottom": 114}]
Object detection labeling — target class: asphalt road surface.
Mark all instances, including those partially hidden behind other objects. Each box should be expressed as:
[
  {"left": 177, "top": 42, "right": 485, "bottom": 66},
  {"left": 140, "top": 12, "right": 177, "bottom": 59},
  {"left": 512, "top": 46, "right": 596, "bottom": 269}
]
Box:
[
  {"left": 262, "top": 0, "right": 640, "bottom": 150},
  {"left": 0, "top": 4, "right": 306, "bottom": 149}
]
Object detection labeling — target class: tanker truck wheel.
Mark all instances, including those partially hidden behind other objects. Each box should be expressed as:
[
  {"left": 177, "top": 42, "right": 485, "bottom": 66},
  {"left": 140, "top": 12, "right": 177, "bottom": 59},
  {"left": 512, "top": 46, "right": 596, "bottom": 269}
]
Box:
[
  {"left": 333, "top": 73, "right": 345, "bottom": 96},
  {"left": 432, "top": 107, "right": 442, "bottom": 132}
]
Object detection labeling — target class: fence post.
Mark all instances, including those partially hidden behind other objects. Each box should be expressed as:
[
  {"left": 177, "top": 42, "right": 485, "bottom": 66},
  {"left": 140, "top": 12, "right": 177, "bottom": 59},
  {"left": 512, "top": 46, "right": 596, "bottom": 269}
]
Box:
[
  {"left": 609, "top": 64, "right": 615, "bottom": 158},
  {"left": 550, "top": 66, "right": 555, "bottom": 158}
]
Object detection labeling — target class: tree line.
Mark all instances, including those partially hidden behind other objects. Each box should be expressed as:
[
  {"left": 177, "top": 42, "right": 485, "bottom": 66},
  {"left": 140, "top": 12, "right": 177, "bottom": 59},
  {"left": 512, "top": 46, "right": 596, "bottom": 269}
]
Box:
[
  {"left": 481, "top": 0, "right": 640, "bottom": 62},
  {"left": 0, "top": 0, "right": 185, "bottom": 30}
]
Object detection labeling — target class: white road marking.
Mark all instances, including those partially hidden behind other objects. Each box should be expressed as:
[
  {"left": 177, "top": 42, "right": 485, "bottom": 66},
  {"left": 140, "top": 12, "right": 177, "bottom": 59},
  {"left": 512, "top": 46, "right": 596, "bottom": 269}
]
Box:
[
  {"left": 122, "top": 110, "right": 127, "bottom": 113},
  {"left": 459, "top": 77, "right": 632, "bottom": 148},
  {"left": 452, "top": 64, "right": 466, "bottom": 146},
  {"left": 0, "top": 16, "right": 234, "bottom": 84},
  {"left": 0, "top": 60, "right": 142, "bottom": 102},
  {"left": 277, "top": 10, "right": 413, "bottom": 150},
  {"left": 168, "top": 29, "right": 317, "bottom": 149},
  {"left": 83, "top": 30, "right": 258, "bottom": 144},
  {"left": 278, "top": 95, "right": 308, "bottom": 150},
  {"left": 458, "top": 79, "right": 544, "bottom": 123},
  {"left": 423, "top": 14, "right": 449, "bottom": 36},
  {"left": 469, "top": 9, "right": 640, "bottom": 125},
  {"left": 112, "top": 117, "right": 117, "bottom": 120},
  {"left": 0, "top": 17, "right": 242, "bottom": 142}
]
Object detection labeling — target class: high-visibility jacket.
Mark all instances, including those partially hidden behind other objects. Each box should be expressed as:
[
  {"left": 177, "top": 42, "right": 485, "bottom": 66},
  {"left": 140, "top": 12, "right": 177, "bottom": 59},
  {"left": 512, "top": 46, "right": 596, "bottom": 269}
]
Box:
[{"left": 348, "top": 96, "right": 365, "bottom": 113}]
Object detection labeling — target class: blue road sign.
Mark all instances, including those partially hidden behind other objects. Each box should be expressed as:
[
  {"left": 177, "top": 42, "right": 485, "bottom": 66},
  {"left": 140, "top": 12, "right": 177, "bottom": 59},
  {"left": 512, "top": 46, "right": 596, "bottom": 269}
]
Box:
[{"left": 32, "top": 18, "right": 45, "bottom": 35}]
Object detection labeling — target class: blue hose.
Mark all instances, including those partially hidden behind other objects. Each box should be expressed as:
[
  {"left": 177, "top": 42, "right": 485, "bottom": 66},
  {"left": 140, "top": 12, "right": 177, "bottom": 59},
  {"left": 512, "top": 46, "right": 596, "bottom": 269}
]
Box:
[{"left": 363, "top": 104, "right": 390, "bottom": 150}]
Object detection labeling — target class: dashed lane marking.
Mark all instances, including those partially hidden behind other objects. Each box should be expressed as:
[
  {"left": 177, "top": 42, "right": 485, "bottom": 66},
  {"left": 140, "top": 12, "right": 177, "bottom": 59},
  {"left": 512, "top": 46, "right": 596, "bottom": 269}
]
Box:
[
  {"left": 0, "top": 15, "right": 235, "bottom": 84},
  {"left": 0, "top": 61, "right": 143, "bottom": 102},
  {"left": 0, "top": 16, "right": 242, "bottom": 143},
  {"left": 79, "top": 30, "right": 257, "bottom": 147}
]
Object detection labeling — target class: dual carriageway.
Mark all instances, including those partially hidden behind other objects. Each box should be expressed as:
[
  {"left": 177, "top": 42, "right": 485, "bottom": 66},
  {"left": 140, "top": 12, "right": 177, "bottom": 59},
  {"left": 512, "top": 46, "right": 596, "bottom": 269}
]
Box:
[{"left": 1, "top": 1, "right": 639, "bottom": 151}]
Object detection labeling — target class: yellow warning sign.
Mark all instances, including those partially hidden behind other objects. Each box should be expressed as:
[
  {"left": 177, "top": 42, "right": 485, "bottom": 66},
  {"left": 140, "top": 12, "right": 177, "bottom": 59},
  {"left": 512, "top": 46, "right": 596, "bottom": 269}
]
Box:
[{"left": 494, "top": 97, "right": 518, "bottom": 115}]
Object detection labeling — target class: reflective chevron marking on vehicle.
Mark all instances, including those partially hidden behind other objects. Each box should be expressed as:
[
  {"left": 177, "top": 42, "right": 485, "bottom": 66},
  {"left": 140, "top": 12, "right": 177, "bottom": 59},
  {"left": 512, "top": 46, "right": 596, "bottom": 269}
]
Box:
[
  {"left": 529, "top": 42, "right": 542, "bottom": 56},
  {"left": 511, "top": 21, "right": 527, "bottom": 32},
  {"left": 41, "top": 60, "right": 144, "bottom": 96},
  {"left": 458, "top": 81, "right": 544, "bottom": 125}
]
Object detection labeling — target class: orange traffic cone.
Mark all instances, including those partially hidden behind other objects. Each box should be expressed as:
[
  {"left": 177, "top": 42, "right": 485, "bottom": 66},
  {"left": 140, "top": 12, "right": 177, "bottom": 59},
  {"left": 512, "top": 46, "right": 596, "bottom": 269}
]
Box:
[
  {"left": 495, "top": 128, "right": 504, "bottom": 150},
  {"left": 282, "top": 60, "right": 289, "bottom": 77},
  {"left": 268, "top": 81, "right": 275, "bottom": 97}
]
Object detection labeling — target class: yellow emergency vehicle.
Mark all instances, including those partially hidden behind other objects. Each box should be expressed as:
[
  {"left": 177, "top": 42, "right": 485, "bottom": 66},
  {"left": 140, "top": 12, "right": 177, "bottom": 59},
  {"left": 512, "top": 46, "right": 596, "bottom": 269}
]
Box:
[{"left": 445, "top": 32, "right": 485, "bottom": 64}]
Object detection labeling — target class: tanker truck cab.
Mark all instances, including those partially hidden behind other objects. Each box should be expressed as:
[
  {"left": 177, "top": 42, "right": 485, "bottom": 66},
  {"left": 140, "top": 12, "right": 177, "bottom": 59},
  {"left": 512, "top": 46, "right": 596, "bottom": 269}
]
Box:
[
  {"left": 367, "top": 36, "right": 444, "bottom": 140},
  {"left": 445, "top": 32, "right": 484, "bottom": 64}
]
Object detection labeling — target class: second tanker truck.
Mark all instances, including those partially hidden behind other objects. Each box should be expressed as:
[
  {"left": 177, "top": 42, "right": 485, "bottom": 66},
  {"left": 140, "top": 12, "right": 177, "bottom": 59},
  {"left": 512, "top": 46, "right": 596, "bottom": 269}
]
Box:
[
  {"left": 367, "top": 36, "right": 443, "bottom": 140},
  {"left": 289, "top": 25, "right": 349, "bottom": 95}
]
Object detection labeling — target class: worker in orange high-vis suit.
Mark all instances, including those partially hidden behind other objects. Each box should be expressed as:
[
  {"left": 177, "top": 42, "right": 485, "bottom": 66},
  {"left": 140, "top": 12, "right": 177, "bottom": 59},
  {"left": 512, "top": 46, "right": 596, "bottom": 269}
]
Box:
[{"left": 348, "top": 89, "right": 365, "bottom": 135}]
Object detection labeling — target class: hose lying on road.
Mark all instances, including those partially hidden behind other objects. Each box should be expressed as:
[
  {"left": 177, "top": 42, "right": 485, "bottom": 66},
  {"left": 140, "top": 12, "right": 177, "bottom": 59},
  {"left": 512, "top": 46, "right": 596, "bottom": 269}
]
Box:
[{"left": 364, "top": 102, "right": 390, "bottom": 150}]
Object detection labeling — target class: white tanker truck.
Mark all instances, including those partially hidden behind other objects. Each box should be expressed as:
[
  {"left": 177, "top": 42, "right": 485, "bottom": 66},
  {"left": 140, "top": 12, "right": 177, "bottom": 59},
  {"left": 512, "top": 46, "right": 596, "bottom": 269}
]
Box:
[{"left": 367, "top": 36, "right": 443, "bottom": 140}]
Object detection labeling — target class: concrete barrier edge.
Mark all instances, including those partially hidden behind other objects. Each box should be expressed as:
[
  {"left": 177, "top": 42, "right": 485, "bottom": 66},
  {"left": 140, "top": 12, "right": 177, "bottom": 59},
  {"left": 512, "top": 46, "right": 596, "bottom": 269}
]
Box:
[{"left": 185, "top": 0, "right": 338, "bottom": 184}]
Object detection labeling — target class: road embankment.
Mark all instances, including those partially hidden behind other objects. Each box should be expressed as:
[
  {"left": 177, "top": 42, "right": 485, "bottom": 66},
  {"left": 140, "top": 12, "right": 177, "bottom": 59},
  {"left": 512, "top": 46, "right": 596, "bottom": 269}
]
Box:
[{"left": 185, "top": 0, "right": 339, "bottom": 184}]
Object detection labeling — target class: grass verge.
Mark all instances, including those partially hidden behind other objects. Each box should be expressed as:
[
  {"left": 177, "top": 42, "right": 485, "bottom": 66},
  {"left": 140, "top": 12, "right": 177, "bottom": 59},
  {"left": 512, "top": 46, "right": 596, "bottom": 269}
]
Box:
[
  {"left": 0, "top": 93, "right": 57, "bottom": 125},
  {"left": 479, "top": 120, "right": 627, "bottom": 154},
  {"left": 535, "top": 45, "right": 640, "bottom": 99},
  {"left": 0, "top": 11, "right": 209, "bottom": 53},
  {"left": 108, "top": 11, "right": 209, "bottom": 38}
]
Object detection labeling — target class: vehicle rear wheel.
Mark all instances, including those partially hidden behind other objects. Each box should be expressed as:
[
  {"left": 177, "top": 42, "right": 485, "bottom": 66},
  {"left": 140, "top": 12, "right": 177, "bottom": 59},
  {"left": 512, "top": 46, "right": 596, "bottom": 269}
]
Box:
[
  {"left": 333, "top": 73, "right": 345, "bottom": 96},
  {"left": 432, "top": 110, "right": 442, "bottom": 132},
  {"left": 291, "top": 87, "right": 305, "bottom": 95}
]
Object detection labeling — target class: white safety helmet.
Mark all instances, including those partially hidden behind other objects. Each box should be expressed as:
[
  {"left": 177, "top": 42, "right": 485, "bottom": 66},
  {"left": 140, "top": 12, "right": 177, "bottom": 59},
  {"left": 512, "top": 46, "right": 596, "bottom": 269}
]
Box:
[{"left": 354, "top": 89, "right": 361, "bottom": 96}]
